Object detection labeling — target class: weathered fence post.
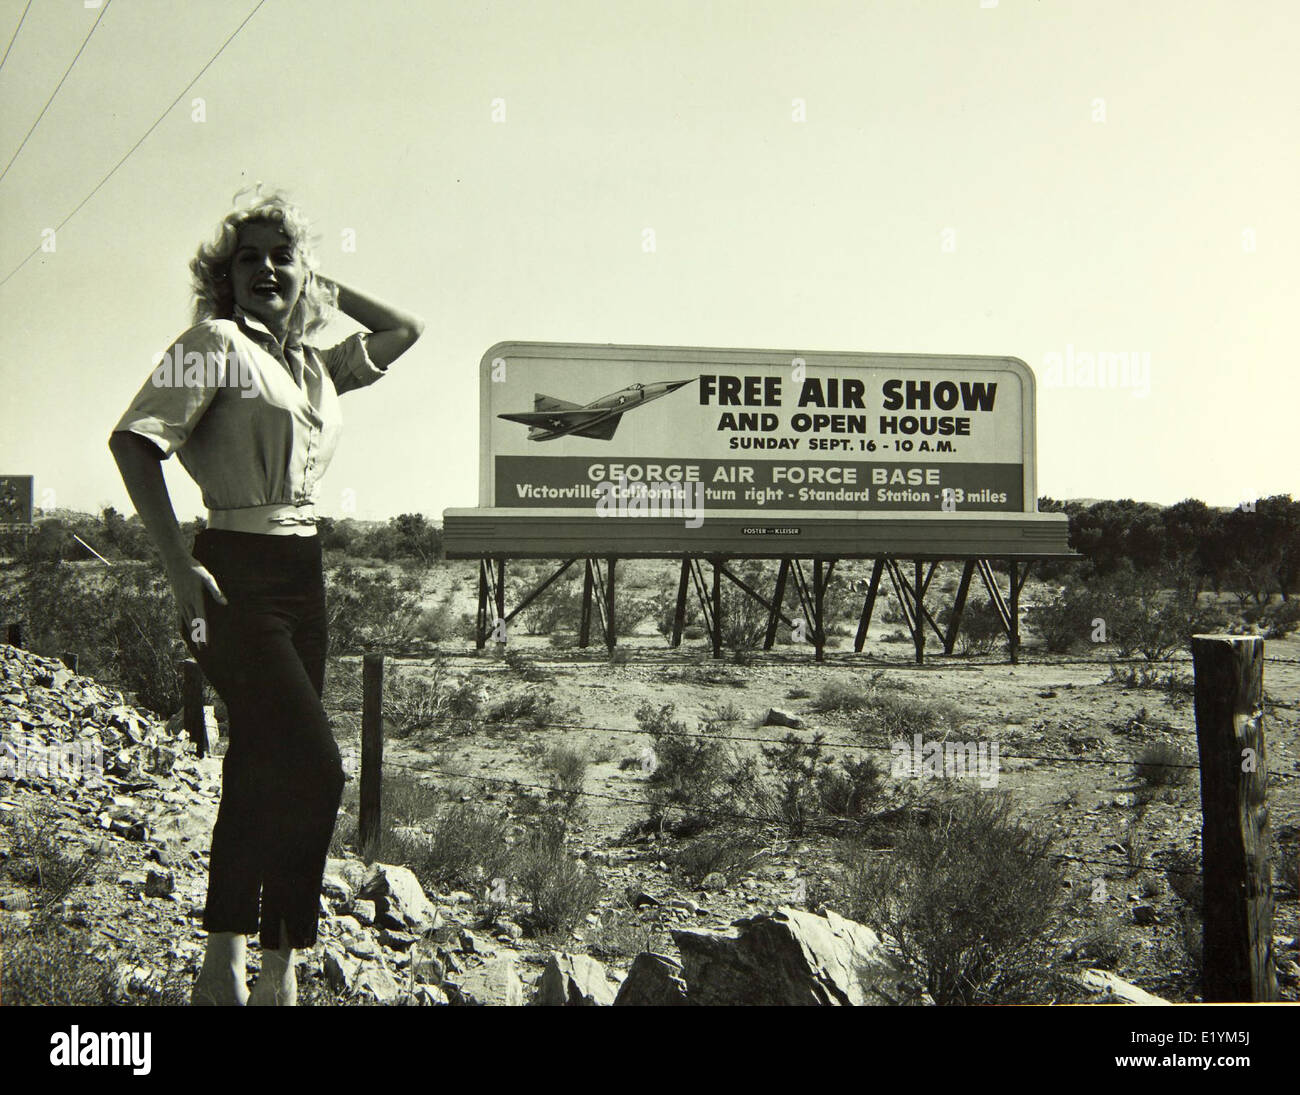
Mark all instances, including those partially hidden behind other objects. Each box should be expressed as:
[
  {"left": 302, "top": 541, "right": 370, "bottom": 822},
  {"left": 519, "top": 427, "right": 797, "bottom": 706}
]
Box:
[
  {"left": 359, "top": 652, "right": 385, "bottom": 852},
  {"left": 1192, "top": 634, "right": 1276, "bottom": 1002},
  {"left": 181, "top": 659, "right": 206, "bottom": 758}
]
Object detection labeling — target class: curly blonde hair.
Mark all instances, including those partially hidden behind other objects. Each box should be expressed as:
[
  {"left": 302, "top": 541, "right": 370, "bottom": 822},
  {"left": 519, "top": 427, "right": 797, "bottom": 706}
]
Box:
[{"left": 189, "top": 191, "right": 336, "bottom": 339}]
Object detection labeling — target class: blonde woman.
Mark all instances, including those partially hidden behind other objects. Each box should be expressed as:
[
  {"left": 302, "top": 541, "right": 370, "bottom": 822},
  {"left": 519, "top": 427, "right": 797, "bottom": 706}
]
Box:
[{"left": 109, "top": 193, "right": 423, "bottom": 1005}]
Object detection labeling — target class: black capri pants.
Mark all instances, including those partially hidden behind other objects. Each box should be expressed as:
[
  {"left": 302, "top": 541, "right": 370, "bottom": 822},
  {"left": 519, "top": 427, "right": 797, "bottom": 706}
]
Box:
[{"left": 181, "top": 528, "right": 344, "bottom": 951}]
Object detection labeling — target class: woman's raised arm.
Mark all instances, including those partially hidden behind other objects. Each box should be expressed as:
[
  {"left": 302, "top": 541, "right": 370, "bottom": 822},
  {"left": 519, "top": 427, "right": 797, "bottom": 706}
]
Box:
[{"left": 318, "top": 276, "right": 424, "bottom": 370}]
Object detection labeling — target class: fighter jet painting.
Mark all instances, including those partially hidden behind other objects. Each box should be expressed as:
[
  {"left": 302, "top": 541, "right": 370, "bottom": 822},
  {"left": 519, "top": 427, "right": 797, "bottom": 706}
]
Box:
[{"left": 497, "top": 378, "right": 695, "bottom": 441}]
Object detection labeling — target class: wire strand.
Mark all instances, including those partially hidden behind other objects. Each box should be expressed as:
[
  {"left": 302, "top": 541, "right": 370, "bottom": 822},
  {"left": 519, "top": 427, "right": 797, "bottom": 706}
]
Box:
[
  {"left": 0, "top": 0, "right": 33, "bottom": 78},
  {"left": 0, "top": 0, "right": 112, "bottom": 186},
  {"left": 0, "top": 0, "right": 268, "bottom": 289}
]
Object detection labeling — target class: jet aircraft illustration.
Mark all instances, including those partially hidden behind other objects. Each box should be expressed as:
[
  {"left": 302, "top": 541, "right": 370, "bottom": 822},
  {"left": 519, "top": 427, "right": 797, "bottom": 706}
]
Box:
[{"left": 497, "top": 378, "right": 695, "bottom": 441}]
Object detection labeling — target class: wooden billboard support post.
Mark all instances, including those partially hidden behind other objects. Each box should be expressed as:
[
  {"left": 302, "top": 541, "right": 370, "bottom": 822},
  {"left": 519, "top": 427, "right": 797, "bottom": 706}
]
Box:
[
  {"left": 359, "top": 652, "right": 385, "bottom": 854},
  {"left": 852, "top": 558, "right": 885, "bottom": 652},
  {"left": 942, "top": 560, "right": 976, "bottom": 654},
  {"left": 763, "top": 558, "right": 791, "bottom": 650},
  {"left": 1191, "top": 634, "right": 1275, "bottom": 1002}
]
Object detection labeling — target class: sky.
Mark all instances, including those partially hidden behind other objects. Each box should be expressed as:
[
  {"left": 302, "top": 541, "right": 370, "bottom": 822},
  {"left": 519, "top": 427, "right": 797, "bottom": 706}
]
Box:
[{"left": 0, "top": 0, "right": 1295, "bottom": 522}]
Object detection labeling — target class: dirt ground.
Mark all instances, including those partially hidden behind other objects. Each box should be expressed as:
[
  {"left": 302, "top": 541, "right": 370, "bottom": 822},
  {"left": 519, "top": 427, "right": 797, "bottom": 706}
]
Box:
[{"left": 325, "top": 557, "right": 1300, "bottom": 1003}]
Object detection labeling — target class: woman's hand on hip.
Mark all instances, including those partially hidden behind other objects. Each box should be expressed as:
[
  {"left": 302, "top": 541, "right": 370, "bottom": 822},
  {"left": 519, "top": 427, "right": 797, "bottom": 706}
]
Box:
[{"left": 166, "top": 556, "right": 228, "bottom": 646}]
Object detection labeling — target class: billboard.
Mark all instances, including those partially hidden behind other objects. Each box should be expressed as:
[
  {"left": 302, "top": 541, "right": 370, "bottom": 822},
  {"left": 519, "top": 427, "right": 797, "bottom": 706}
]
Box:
[
  {"left": 0, "top": 475, "right": 34, "bottom": 527},
  {"left": 480, "top": 343, "right": 1038, "bottom": 518}
]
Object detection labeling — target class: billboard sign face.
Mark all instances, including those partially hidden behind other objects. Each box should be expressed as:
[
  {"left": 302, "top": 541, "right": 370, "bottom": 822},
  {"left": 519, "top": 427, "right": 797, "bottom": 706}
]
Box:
[
  {"left": 481, "top": 343, "right": 1038, "bottom": 518},
  {"left": 0, "top": 475, "right": 34, "bottom": 527}
]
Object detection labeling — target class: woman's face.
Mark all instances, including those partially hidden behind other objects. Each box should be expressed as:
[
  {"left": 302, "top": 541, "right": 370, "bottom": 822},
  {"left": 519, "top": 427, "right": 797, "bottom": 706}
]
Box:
[{"left": 230, "top": 221, "right": 306, "bottom": 334}]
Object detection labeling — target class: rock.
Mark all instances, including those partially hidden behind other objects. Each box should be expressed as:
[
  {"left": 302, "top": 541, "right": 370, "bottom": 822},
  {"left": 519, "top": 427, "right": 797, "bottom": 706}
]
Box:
[
  {"left": 764, "top": 708, "right": 805, "bottom": 729},
  {"left": 1072, "top": 969, "right": 1170, "bottom": 1006},
  {"left": 700, "top": 872, "right": 727, "bottom": 892},
  {"left": 613, "top": 952, "right": 688, "bottom": 1006},
  {"left": 626, "top": 889, "right": 660, "bottom": 909},
  {"left": 379, "top": 928, "right": 418, "bottom": 951},
  {"left": 671, "top": 906, "right": 904, "bottom": 1005},
  {"left": 668, "top": 897, "right": 699, "bottom": 915},
  {"left": 323, "top": 948, "right": 360, "bottom": 993},
  {"left": 446, "top": 956, "right": 524, "bottom": 1006},
  {"left": 404, "top": 984, "right": 449, "bottom": 1006},
  {"left": 459, "top": 928, "right": 493, "bottom": 956},
  {"left": 320, "top": 873, "right": 353, "bottom": 905},
  {"left": 533, "top": 952, "right": 616, "bottom": 1006},
  {"left": 352, "top": 965, "right": 401, "bottom": 1003},
  {"left": 351, "top": 899, "right": 376, "bottom": 926},
  {"left": 494, "top": 918, "right": 524, "bottom": 941},
  {"left": 1132, "top": 905, "right": 1158, "bottom": 926},
  {"left": 144, "top": 869, "right": 174, "bottom": 897},
  {"left": 356, "top": 864, "right": 438, "bottom": 932}
]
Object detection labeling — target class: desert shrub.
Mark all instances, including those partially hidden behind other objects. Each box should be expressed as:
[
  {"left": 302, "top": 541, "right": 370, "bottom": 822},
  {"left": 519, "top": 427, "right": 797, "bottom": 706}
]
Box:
[
  {"left": 0, "top": 928, "right": 143, "bottom": 1006},
  {"left": 1106, "top": 662, "right": 1195, "bottom": 697},
  {"left": 413, "top": 802, "right": 514, "bottom": 889},
  {"left": 636, "top": 701, "right": 764, "bottom": 832},
  {"left": 2, "top": 802, "right": 101, "bottom": 919},
  {"left": 814, "top": 756, "right": 884, "bottom": 819},
  {"left": 382, "top": 664, "right": 453, "bottom": 737},
  {"left": 810, "top": 671, "right": 908, "bottom": 715},
  {"left": 840, "top": 790, "right": 1063, "bottom": 1005},
  {"left": 511, "top": 816, "right": 601, "bottom": 932},
  {"left": 512, "top": 576, "right": 583, "bottom": 636},
  {"left": 413, "top": 593, "right": 458, "bottom": 643},
  {"left": 327, "top": 564, "right": 423, "bottom": 654},
  {"left": 503, "top": 647, "right": 552, "bottom": 682},
  {"left": 938, "top": 596, "right": 1005, "bottom": 656},
  {"left": 486, "top": 689, "right": 571, "bottom": 729},
  {"left": 1133, "top": 741, "right": 1196, "bottom": 787},
  {"left": 1260, "top": 599, "right": 1300, "bottom": 639},
  {"left": 1025, "top": 581, "right": 1100, "bottom": 654},
  {"left": 667, "top": 827, "right": 767, "bottom": 886},
  {"left": 541, "top": 744, "right": 588, "bottom": 817}
]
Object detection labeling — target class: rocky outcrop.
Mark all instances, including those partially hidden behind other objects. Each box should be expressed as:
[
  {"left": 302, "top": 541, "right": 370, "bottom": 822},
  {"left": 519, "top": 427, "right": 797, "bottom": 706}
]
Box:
[
  {"left": 613, "top": 953, "right": 688, "bottom": 1006},
  {"left": 533, "top": 952, "right": 616, "bottom": 1006},
  {"left": 671, "top": 906, "right": 904, "bottom": 1005}
]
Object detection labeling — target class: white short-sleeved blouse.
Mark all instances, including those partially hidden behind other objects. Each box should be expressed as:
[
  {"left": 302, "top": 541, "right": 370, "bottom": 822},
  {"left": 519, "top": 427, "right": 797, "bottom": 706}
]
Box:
[{"left": 111, "top": 307, "right": 385, "bottom": 530}]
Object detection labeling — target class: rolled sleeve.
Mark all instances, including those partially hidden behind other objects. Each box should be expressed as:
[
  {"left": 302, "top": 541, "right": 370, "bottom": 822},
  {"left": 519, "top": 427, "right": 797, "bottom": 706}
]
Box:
[
  {"left": 111, "top": 322, "right": 228, "bottom": 457},
  {"left": 318, "top": 332, "right": 387, "bottom": 396}
]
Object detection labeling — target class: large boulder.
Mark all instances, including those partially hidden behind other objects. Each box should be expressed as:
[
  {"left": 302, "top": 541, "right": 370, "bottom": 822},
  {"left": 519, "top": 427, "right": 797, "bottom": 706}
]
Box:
[
  {"left": 1071, "top": 969, "right": 1171, "bottom": 1006},
  {"left": 445, "top": 956, "right": 524, "bottom": 1006},
  {"left": 533, "top": 953, "right": 616, "bottom": 1006},
  {"left": 356, "top": 863, "right": 438, "bottom": 933},
  {"left": 671, "top": 906, "right": 903, "bottom": 1005},
  {"left": 614, "top": 953, "right": 688, "bottom": 1006}
]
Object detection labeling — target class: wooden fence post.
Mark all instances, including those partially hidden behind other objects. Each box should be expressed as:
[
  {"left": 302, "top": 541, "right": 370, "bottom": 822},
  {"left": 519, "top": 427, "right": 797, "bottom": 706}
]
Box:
[
  {"left": 359, "top": 652, "right": 385, "bottom": 853},
  {"left": 181, "top": 659, "right": 205, "bottom": 759},
  {"left": 1192, "top": 634, "right": 1276, "bottom": 1002}
]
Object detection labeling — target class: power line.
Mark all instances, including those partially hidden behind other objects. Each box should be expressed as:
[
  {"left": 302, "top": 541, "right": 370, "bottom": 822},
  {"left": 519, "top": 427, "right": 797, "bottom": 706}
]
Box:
[
  {"left": 0, "top": 0, "right": 32, "bottom": 78},
  {"left": 0, "top": 0, "right": 268, "bottom": 290},
  {"left": 0, "top": 0, "right": 112, "bottom": 186}
]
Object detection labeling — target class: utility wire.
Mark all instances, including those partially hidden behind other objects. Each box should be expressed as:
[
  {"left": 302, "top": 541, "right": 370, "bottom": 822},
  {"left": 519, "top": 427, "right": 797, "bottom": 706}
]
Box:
[
  {"left": 0, "top": 0, "right": 32, "bottom": 78},
  {"left": 0, "top": 0, "right": 112, "bottom": 186},
  {"left": 0, "top": 0, "right": 267, "bottom": 289}
]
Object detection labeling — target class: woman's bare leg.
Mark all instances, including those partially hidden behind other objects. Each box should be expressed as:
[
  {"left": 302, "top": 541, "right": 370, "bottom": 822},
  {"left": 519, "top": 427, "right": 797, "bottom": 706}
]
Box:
[
  {"left": 191, "top": 931, "right": 249, "bottom": 1006},
  {"left": 248, "top": 919, "right": 297, "bottom": 1006}
]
